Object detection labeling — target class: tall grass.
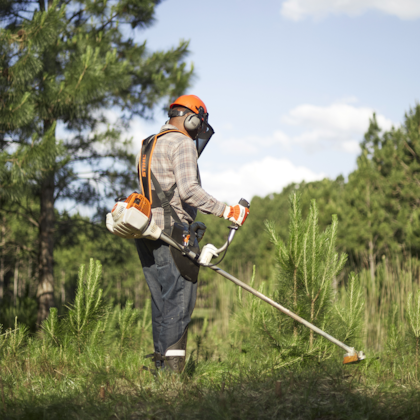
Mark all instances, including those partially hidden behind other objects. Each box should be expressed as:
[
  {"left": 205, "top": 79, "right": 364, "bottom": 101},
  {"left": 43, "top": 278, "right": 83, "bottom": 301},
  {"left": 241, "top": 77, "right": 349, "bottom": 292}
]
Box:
[
  {"left": 355, "top": 256, "right": 420, "bottom": 352},
  {"left": 3, "top": 246, "right": 420, "bottom": 419},
  {"left": 1, "top": 255, "right": 420, "bottom": 419}
]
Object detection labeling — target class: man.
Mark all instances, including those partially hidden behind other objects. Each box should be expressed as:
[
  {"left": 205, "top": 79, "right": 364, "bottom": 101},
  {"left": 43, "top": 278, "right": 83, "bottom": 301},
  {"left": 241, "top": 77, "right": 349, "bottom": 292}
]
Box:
[{"left": 135, "top": 94, "right": 249, "bottom": 373}]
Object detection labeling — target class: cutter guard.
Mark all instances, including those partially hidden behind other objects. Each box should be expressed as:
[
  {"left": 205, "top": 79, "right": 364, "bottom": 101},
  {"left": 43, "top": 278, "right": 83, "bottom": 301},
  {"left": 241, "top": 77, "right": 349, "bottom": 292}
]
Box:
[{"left": 343, "top": 349, "right": 366, "bottom": 364}]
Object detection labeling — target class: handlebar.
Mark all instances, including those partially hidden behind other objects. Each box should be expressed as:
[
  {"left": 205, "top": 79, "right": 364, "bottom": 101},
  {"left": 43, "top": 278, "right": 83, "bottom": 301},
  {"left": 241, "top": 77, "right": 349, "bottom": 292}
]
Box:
[
  {"left": 160, "top": 198, "right": 250, "bottom": 267},
  {"left": 214, "top": 198, "right": 250, "bottom": 253}
]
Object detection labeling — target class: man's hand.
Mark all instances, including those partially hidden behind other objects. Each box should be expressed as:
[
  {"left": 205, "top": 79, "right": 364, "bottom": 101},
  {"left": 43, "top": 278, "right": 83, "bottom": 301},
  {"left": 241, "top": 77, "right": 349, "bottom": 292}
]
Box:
[
  {"left": 223, "top": 204, "right": 250, "bottom": 226},
  {"left": 190, "top": 221, "right": 207, "bottom": 242}
]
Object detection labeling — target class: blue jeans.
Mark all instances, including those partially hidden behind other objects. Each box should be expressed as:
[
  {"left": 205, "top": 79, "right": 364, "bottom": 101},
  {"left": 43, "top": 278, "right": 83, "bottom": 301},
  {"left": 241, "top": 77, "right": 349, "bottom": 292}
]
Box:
[{"left": 135, "top": 238, "right": 197, "bottom": 355}]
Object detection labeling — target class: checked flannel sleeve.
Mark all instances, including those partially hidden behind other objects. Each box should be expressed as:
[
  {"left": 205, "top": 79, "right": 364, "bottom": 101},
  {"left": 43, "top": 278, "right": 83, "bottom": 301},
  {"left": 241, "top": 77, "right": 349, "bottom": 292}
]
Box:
[{"left": 171, "top": 135, "right": 225, "bottom": 218}]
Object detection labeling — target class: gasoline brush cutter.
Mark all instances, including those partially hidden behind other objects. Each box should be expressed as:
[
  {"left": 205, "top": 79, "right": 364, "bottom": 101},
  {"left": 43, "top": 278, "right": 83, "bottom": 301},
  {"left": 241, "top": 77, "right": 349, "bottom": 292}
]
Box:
[{"left": 106, "top": 193, "right": 365, "bottom": 364}]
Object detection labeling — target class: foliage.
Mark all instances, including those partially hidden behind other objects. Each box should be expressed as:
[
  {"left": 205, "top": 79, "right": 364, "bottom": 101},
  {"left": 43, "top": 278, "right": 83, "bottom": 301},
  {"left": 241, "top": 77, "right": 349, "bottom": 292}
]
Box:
[
  {"left": 0, "top": 256, "right": 420, "bottom": 419},
  {"left": 334, "top": 272, "right": 364, "bottom": 345},
  {"left": 407, "top": 290, "right": 420, "bottom": 378},
  {"left": 231, "top": 194, "right": 358, "bottom": 369},
  {"left": 195, "top": 106, "right": 420, "bottom": 282},
  {"left": 0, "top": 0, "right": 194, "bottom": 203},
  {"left": 0, "top": 0, "right": 194, "bottom": 321},
  {"left": 67, "top": 259, "right": 104, "bottom": 343}
]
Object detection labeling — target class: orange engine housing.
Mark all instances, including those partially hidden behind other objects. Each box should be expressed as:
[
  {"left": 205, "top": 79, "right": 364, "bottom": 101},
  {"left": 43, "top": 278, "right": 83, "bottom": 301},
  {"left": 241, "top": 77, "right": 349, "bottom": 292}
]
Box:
[{"left": 125, "top": 193, "right": 151, "bottom": 218}]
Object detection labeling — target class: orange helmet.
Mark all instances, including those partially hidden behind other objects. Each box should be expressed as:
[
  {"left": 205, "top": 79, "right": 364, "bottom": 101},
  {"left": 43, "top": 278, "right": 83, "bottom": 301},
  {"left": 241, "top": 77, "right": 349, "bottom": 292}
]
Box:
[{"left": 170, "top": 95, "right": 207, "bottom": 114}]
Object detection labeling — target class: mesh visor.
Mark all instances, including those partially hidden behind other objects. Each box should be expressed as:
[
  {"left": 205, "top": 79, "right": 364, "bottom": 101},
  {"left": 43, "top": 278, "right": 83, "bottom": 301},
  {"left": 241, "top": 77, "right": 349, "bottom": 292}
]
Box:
[{"left": 195, "top": 118, "right": 215, "bottom": 157}]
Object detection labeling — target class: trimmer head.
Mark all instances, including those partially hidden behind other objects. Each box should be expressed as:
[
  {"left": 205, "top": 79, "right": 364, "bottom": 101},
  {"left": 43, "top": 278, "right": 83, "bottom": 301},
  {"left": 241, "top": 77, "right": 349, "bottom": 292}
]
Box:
[{"left": 343, "top": 349, "right": 366, "bottom": 364}]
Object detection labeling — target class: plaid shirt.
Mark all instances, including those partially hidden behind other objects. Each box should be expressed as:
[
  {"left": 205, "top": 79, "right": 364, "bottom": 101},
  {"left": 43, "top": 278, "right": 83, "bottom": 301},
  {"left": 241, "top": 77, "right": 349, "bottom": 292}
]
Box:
[{"left": 138, "top": 124, "right": 226, "bottom": 230}]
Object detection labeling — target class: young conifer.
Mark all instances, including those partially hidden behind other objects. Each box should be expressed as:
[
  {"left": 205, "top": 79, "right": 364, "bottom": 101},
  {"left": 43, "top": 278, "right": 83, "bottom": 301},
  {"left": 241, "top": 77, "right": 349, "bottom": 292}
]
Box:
[
  {"left": 67, "top": 259, "right": 105, "bottom": 352},
  {"left": 118, "top": 300, "right": 139, "bottom": 349},
  {"left": 238, "top": 193, "right": 358, "bottom": 365},
  {"left": 0, "top": 0, "right": 194, "bottom": 324}
]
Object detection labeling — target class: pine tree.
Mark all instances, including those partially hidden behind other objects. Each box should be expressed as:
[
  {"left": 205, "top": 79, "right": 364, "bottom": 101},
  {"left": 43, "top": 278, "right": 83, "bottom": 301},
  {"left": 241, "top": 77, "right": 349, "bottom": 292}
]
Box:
[
  {"left": 0, "top": 0, "right": 194, "bottom": 323},
  {"left": 270, "top": 195, "right": 346, "bottom": 349},
  {"left": 236, "top": 194, "right": 351, "bottom": 365},
  {"left": 343, "top": 106, "right": 420, "bottom": 271},
  {"left": 343, "top": 116, "right": 394, "bottom": 279}
]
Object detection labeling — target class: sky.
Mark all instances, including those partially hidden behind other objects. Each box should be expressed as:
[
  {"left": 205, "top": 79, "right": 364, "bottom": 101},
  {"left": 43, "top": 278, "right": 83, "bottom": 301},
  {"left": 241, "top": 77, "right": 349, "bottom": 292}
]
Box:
[{"left": 78, "top": 0, "right": 420, "bottom": 206}]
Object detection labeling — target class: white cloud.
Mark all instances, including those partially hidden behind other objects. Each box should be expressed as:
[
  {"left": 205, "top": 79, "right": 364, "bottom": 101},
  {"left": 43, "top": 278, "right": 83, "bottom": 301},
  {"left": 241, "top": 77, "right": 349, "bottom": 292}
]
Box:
[
  {"left": 281, "top": 100, "right": 395, "bottom": 153},
  {"left": 214, "top": 100, "right": 394, "bottom": 156},
  {"left": 200, "top": 156, "right": 325, "bottom": 203},
  {"left": 280, "top": 0, "right": 420, "bottom": 21},
  {"left": 212, "top": 130, "right": 292, "bottom": 155},
  {"left": 342, "top": 141, "right": 360, "bottom": 154}
]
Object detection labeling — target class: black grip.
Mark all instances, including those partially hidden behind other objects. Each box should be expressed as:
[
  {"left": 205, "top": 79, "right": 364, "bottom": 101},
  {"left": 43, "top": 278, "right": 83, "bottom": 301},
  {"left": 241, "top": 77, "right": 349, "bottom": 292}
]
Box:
[{"left": 238, "top": 198, "right": 250, "bottom": 208}]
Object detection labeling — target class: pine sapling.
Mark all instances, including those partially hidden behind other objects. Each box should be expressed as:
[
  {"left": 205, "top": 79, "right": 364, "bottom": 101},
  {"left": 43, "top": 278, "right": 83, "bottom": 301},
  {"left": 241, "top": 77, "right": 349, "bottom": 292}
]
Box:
[
  {"left": 335, "top": 273, "right": 364, "bottom": 346},
  {"left": 289, "top": 194, "right": 305, "bottom": 337},
  {"left": 251, "top": 193, "right": 349, "bottom": 362},
  {"left": 118, "top": 301, "right": 139, "bottom": 349},
  {"left": 41, "top": 307, "right": 59, "bottom": 346},
  {"left": 266, "top": 195, "right": 306, "bottom": 339},
  {"left": 5, "top": 317, "right": 28, "bottom": 357},
  {"left": 302, "top": 202, "right": 347, "bottom": 348},
  {"left": 67, "top": 259, "right": 105, "bottom": 352}
]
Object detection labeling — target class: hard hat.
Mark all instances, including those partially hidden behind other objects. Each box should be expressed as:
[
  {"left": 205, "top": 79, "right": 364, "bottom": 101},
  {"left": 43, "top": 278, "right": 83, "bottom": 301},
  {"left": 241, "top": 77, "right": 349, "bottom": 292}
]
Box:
[
  {"left": 168, "top": 94, "right": 214, "bottom": 158},
  {"left": 170, "top": 95, "right": 207, "bottom": 114}
]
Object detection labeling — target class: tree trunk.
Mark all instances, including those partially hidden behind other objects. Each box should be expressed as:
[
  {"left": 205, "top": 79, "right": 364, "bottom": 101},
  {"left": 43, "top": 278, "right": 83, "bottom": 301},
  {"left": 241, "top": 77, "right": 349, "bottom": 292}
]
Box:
[{"left": 37, "top": 171, "right": 56, "bottom": 325}]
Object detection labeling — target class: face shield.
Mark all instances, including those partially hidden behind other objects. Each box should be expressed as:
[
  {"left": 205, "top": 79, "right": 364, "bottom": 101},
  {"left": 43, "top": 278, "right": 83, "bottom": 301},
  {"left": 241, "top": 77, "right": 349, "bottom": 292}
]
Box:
[{"left": 194, "top": 107, "right": 215, "bottom": 158}]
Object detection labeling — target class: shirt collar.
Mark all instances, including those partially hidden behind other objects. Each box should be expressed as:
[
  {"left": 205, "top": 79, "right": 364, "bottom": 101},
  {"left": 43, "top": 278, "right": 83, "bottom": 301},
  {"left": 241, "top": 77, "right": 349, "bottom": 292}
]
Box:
[{"left": 159, "top": 123, "right": 181, "bottom": 133}]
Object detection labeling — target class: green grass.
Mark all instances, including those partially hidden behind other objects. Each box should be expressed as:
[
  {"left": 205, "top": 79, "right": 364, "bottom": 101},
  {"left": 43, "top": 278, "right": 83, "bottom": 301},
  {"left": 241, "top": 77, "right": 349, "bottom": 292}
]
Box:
[
  {"left": 1, "top": 348, "right": 420, "bottom": 420},
  {"left": 2, "top": 248, "right": 420, "bottom": 419}
]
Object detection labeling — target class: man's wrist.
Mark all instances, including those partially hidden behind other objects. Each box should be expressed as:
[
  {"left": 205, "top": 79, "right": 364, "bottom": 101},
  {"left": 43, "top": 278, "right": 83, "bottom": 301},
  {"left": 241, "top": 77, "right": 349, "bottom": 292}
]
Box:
[{"left": 220, "top": 205, "right": 228, "bottom": 218}]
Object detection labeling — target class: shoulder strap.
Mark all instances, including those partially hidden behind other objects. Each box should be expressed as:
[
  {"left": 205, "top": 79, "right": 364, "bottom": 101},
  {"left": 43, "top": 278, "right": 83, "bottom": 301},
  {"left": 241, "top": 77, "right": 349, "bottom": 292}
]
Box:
[
  {"left": 139, "top": 129, "right": 186, "bottom": 233},
  {"left": 139, "top": 129, "right": 185, "bottom": 203},
  {"left": 151, "top": 171, "right": 183, "bottom": 233},
  {"left": 139, "top": 134, "right": 155, "bottom": 201}
]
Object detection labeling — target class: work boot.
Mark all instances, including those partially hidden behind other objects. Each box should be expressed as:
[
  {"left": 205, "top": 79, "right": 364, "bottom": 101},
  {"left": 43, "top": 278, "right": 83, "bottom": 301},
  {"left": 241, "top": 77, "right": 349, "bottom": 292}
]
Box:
[
  {"left": 164, "top": 327, "right": 189, "bottom": 373},
  {"left": 144, "top": 352, "right": 165, "bottom": 374}
]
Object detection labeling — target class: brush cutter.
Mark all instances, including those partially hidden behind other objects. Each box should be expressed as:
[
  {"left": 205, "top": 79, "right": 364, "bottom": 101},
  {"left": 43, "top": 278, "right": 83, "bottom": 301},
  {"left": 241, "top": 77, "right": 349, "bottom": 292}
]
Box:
[{"left": 106, "top": 194, "right": 365, "bottom": 364}]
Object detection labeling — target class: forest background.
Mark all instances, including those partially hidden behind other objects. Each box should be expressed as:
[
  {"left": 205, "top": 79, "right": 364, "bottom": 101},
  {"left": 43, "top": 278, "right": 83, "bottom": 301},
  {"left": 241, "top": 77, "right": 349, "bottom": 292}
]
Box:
[{"left": 1, "top": 0, "right": 420, "bottom": 418}]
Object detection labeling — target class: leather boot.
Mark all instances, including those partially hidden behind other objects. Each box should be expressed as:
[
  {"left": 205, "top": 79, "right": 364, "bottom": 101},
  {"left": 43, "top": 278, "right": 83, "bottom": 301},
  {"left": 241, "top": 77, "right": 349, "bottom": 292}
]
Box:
[{"left": 164, "top": 327, "right": 189, "bottom": 373}]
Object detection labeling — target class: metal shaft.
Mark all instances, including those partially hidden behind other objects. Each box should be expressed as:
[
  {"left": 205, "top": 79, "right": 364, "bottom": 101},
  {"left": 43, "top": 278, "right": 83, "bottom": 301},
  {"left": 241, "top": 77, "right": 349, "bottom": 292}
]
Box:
[
  {"left": 160, "top": 232, "right": 355, "bottom": 355},
  {"left": 209, "top": 265, "right": 354, "bottom": 354}
]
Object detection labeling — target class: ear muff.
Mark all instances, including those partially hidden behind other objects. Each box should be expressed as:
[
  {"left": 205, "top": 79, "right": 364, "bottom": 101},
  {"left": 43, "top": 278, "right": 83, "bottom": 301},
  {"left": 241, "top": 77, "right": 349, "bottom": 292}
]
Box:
[{"left": 184, "top": 113, "right": 201, "bottom": 132}]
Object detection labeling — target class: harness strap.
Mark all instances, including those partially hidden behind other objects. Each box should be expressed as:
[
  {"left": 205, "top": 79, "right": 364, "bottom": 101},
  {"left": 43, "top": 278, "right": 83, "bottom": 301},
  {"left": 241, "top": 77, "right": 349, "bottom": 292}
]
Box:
[
  {"left": 151, "top": 185, "right": 176, "bottom": 214},
  {"left": 139, "top": 129, "right": 184, "bottom": 201},
  {"left": 151, "top": 171, "right": 183, "bottom": 234},
  {"left": 139, "top": 129, "right": 187, "bottom": 233}
]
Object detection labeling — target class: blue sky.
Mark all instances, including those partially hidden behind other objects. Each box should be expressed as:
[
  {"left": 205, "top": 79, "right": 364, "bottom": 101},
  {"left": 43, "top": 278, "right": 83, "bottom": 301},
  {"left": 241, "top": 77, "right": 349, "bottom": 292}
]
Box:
[{"left": 110, "top": 0, "right": 420, "bottom": 203}]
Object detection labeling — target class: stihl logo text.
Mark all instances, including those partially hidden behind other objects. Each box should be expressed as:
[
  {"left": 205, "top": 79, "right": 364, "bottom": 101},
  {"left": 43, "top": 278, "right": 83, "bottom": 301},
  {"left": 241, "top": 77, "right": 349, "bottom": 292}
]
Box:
[{"left": 141, "top": 155, "right": 147, "bottom": 177}]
